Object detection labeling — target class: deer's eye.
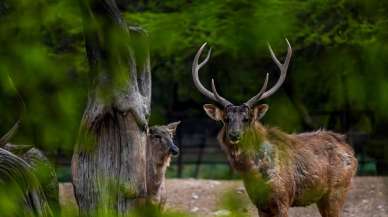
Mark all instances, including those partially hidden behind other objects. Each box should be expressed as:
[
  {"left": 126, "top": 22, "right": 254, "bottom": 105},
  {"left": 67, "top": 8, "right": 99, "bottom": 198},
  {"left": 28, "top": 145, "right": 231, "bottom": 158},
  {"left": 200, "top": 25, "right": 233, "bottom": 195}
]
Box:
[{"left": 243, "top": 117, "right": 249, "bottom": 122}]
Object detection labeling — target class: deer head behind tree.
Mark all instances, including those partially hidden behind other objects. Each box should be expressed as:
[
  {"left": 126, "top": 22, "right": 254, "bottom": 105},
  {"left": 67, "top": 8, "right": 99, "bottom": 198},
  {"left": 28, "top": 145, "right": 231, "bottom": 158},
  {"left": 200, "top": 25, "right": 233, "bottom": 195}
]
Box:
[{"left": 148, "top": 122, "right": 180, "bottom": 161}]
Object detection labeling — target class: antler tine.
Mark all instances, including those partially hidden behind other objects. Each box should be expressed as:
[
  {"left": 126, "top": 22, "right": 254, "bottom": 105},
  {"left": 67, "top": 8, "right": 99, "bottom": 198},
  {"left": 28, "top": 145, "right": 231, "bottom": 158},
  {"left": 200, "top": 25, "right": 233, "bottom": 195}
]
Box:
[
  {"left": 243, "top": 39, "right": 292, "bottom": 107},
  {"left": 244, "top": 73, "right": 269, "bottom": 107},
  {"left": 259, "top": 38, "right": 292, "bottom": 100},
  {"left": 192, "top": 43, "right": 232, "bottom": 107},
  {"left": 198, "top": 47, "right": 212, "bottom": 69}
]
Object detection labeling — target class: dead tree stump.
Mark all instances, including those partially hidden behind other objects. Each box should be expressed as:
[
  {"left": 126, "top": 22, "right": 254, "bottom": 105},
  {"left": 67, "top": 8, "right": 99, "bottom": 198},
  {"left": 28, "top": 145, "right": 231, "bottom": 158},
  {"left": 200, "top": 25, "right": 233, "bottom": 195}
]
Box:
[{"left": 71, "top": 0, "right": 151, "bottom": 215}]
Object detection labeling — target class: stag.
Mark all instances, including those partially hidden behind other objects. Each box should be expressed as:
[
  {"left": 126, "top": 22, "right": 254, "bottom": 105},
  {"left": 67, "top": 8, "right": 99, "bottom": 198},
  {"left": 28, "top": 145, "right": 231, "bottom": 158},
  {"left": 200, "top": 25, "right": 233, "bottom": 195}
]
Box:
[
  {"left": 146, "top": 122, "right": 180, "bottom": 208},
  {"left": 192, "top": 40, "right": 357, "bottom": 217}
]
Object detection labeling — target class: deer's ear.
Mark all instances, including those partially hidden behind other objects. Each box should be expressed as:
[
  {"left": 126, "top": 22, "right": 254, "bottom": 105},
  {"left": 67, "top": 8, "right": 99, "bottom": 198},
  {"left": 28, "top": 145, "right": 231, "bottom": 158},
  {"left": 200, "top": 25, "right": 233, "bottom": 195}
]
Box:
[
  {"left": 203, "top": 104, "right": 223, "bottom": 121},
  {"left": 166, "top": 121, "right": 181, "bottom": 134},
  {"left": 253, "top": 104, "right": 269, "bottom": 120}
]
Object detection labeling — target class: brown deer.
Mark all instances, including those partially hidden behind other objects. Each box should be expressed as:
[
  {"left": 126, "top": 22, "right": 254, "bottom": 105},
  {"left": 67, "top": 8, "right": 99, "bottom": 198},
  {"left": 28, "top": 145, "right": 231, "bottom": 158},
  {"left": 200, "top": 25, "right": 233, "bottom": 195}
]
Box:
[
  {"left": 192, "top": 40, "right": 357, "bottom": 217},
  {"left": 146, "top": 122, "right": 180, "bottom": 208}
]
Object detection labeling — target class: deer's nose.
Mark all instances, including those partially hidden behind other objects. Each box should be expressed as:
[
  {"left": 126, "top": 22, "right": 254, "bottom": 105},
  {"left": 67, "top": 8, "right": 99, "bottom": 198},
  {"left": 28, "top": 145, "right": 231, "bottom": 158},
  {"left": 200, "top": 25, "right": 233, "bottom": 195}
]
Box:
[
  {"left": 228, "top": 131, "right": 241, "bottom": 141},
  {"left": 170, "top": 144, "right": 180, "bottom": 156}
]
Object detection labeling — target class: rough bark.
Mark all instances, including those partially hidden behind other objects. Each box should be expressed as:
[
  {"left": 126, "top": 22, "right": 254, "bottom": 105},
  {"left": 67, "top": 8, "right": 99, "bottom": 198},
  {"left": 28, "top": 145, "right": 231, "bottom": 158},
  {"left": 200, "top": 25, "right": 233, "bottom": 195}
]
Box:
[
  {"left": 71, "top": 0, "right": 151, "bottom": 216},
  {"left": 0, "top": 148, "right": 52, "bottom": 217}
]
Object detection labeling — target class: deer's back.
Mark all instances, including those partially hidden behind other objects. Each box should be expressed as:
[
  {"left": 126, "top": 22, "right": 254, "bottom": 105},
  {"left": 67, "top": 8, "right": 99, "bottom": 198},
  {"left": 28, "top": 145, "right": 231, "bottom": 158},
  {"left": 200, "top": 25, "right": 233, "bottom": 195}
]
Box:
[{"left": 289, "top": 131, "right": 357, "bottom": 206}]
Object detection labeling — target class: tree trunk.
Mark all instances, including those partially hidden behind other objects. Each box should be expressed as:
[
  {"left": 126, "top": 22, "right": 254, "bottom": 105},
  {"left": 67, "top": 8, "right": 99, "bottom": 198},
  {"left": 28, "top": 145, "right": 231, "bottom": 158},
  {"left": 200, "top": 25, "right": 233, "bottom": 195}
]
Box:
[{"left": 71, "top": 0, "right": 151, "bottom": 215}]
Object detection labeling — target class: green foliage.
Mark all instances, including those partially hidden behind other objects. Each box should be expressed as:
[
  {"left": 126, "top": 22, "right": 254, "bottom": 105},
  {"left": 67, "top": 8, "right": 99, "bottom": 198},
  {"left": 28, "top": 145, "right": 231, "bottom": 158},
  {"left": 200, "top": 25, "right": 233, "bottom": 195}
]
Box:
[
  {"left": 2, "top": 0, "right": 387, "bottom": 215},
  {"left": 241, "top": 172, "right": 271, "bottom": 207},
  {"left": 0, "top": 0, "right": 87, "bottom": 152},
  {"left": 218, "top": 189, "right": 251, "bottom": 217},
  {"left": 1, "top": 0, "right": 387, "bottom": 162},
  {"left": 0, "top": 183, "right": 31, "bottom": 217},
  {"left": 124, "top": 0, "right": 388, "bottom": 133},
  {"left": 240, "top": 127, "right": 264, "bottom": 156}
]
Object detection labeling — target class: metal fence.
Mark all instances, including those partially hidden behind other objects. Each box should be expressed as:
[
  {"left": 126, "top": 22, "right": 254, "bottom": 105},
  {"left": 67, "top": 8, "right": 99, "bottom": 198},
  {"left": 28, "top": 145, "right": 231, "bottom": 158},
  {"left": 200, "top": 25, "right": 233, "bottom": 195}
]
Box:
[{"left": 172, "top": 113, "right": 388, "bottom": 177}]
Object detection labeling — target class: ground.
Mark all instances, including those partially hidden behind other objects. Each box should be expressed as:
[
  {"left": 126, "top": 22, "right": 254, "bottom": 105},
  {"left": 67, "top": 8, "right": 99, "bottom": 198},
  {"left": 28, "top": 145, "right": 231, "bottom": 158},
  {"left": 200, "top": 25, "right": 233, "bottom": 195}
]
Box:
[{"left": 60, "top": 177, "right": 388, "bottom": 217}]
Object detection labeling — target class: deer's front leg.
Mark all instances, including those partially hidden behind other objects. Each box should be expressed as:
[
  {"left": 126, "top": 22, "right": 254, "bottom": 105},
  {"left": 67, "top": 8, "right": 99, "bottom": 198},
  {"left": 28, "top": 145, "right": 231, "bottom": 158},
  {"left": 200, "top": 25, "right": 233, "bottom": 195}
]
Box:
[
  {"left": 257, "top": 202, "right": 289, "bottom": 217},
  {"left": 258, "top": 210, "right": 289, "bottom": 217}
]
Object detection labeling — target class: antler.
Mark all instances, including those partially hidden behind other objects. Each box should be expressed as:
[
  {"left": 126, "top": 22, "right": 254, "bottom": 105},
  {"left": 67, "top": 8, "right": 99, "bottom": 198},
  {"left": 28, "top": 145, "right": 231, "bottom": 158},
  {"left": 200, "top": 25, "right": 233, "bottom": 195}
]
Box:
[
  {"left": 192, "top": 43, "right": 232, "bottom": 107},
  {"left": 245, "top": 39, "right": 292, "bottom": 107},
  {"left": 244, "top": 73, "right": 269, "bottom": 107}
]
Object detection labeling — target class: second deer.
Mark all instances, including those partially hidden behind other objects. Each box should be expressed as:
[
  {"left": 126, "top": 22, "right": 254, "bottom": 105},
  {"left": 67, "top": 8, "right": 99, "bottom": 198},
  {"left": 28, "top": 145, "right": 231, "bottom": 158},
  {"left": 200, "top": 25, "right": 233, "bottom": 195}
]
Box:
[{"left": 146, "top": 121, "right": 180, "bottom": 208}]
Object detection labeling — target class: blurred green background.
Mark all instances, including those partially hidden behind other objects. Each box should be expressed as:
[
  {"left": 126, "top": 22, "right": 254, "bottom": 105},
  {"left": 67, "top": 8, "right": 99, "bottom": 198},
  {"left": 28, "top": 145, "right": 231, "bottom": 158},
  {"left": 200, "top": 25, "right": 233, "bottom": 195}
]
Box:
[{"left": 1, "top": 0, "right": 388, "bottom": 180}]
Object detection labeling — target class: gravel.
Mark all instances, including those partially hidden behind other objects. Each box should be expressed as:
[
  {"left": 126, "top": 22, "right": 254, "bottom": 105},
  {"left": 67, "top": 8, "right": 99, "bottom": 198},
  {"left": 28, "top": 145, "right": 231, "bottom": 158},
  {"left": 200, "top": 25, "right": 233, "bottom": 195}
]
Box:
[{"left": 60, "top": 177, "right": 388, "bottom": 217}]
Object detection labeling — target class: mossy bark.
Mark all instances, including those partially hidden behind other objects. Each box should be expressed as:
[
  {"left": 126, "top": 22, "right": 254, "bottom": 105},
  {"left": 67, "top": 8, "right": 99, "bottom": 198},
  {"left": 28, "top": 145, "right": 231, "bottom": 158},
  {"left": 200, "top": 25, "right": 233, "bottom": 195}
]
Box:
[{"left": 71, "top": 0, "right": 151, "bottom": 215}]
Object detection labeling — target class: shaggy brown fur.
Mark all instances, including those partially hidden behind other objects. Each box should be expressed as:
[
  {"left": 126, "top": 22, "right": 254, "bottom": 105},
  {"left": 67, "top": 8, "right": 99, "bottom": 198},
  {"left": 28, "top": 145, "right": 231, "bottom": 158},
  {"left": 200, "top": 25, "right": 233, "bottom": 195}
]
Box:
[
  {"left": 146, "top": 122, "right": 180, "bottom": 208},
  {"left": 194, "top": 39, "right": 356, "bottom": 216},
  {"left": 218, "top": 122, "right": 357, "bottom": 217}
]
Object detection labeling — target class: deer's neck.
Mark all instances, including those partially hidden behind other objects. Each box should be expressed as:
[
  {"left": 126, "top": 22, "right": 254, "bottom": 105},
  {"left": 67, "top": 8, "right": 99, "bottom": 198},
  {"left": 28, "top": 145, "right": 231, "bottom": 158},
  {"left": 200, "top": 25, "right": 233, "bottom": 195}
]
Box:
[
  {"left": 219, "top": 123, "right": 296, "bottom": 205},
  {"left": 146, "top": 140, "right": 170, "bottom": 198},
  {"left": 219, "top": 122, "right": 292, "bottom": 173}
]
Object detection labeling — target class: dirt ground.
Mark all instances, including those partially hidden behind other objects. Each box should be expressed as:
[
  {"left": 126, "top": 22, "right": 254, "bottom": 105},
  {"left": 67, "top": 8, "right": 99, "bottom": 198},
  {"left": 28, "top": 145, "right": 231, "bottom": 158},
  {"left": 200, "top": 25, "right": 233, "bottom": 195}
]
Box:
[{"left": 60, "top": 177, "right": 388, "bottom": 217}]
